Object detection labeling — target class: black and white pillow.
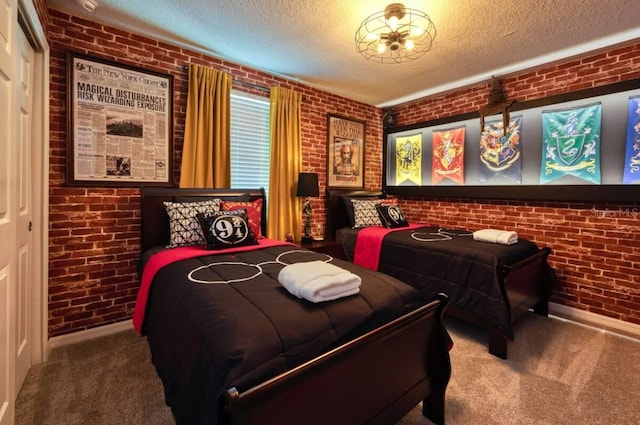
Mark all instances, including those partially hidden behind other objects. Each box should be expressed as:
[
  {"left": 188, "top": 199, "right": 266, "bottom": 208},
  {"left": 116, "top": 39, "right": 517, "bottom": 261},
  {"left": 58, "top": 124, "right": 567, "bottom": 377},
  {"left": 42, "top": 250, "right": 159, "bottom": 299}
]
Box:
[
  {"left": 376, "top": 204, "right": 409, "bottom": 228},
  {"left": 341, "top": 196, "right": 379, "bottom": 227},
  {"left": 163, "top": 199, "right": 221, "bottom": 248},
  {"left": 196, "top": 209, "right": 259, "bottom": 250},
  {"left": 351, "top": 199, "right": 383, "bottom": 228}
]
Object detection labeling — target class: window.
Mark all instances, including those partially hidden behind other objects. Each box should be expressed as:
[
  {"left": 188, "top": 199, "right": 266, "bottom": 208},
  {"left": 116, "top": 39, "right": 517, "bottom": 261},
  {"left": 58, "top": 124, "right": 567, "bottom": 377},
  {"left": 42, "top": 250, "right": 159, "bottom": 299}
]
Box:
[{"left": 230, "top": 91, "right": 271, "bottom": 198}]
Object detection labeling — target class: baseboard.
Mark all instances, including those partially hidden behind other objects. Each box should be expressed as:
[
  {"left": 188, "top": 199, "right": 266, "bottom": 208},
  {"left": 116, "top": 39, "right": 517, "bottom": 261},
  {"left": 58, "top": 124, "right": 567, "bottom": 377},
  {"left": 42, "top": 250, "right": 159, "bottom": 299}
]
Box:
[
  {"left": 549, "top": 302, "right": 640, "bottom": 341},
  {"left": 44, "top": 305, "right": 640, "bottom": 351},
  {"left": 48, "top": 320, "right": 134, "bottom": 350}
]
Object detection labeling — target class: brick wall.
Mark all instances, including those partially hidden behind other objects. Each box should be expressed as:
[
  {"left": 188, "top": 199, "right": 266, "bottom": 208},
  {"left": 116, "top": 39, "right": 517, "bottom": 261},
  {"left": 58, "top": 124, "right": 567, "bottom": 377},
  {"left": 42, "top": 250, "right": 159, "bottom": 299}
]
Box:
[
  {"left": 32, "top": 0, "right": 49, "bottom": 38},
  {"left": 46, "top": 7, "right": 639, "bottom": 336},
  {"left": 392, "top": 44, "right": 640, "bottom": 326},
  {"left": 47, "top": 8, "right": 380, "bottom": 337}
]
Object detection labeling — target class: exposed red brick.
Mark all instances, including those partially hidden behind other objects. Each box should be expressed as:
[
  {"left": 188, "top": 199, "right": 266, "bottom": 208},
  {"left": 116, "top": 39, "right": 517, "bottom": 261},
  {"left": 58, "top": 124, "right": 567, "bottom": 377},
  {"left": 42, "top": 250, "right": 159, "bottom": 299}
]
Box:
[
  {"left": 45, "top": 7, "right": 380, "bottom": 337},
  {"left": 45, "top": 6, "right": 640, "bottom": 337}
]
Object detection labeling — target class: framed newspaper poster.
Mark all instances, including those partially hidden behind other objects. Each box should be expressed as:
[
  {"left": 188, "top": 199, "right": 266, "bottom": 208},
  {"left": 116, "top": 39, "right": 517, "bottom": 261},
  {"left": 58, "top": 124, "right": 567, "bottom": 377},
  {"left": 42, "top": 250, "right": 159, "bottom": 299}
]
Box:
[
  {"left": 67, "top": 52, "right": 173, "bottom": 186},
  {"left": 326, "top": 113, "right": 366, "bottom": 189}
]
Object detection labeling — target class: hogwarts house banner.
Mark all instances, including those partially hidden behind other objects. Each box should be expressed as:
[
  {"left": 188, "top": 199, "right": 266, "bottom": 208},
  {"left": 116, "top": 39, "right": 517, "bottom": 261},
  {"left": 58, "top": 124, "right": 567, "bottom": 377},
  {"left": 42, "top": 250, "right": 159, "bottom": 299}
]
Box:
[
  {"left": 432, "top": 126, "right": 465, "bottom": 185},
  {"left": 623, "top": 96, "right": 640, "bottom": 184},
  {"left": 395, "top": 133, "right": 422, "bottom": 185},
  {"left": 540, "top": 103, "right": 602, "bottom": 184},
  {"left": 478, "top": 115, "right": 523, "bottom": 183}
]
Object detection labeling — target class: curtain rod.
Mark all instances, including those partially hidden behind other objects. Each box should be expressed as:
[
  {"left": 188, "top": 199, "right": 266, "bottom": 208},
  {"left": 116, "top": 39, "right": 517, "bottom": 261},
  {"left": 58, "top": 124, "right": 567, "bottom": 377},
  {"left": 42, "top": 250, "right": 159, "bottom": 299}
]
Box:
[
  {"left": 181, "top": 65, "right": 270, "bottom": 93},
  {"left": 234, "top": 79, "right": 270, "bottom": 92}
]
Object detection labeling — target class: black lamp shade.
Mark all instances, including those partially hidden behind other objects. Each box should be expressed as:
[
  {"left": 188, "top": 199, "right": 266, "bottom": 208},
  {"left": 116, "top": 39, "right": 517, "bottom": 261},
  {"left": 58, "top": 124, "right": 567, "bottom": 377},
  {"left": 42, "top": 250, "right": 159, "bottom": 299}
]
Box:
[{"left": 296, "top": 173, "right": 319, "bottom": 197}]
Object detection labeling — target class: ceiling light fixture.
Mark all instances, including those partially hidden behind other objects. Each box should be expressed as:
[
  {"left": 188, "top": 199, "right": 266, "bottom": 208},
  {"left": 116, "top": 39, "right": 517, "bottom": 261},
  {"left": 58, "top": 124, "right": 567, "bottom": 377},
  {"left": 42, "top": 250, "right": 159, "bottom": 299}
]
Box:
[{"left": 355, "top": 3, "right": 436, "bottom": 64}]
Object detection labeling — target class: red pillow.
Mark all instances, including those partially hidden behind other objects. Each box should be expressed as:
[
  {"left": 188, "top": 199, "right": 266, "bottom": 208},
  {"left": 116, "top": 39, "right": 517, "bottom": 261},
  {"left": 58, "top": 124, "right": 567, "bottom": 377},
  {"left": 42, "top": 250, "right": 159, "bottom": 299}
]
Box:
[
  {"left": 221, "top": 198, "right": 264, "bottom": 238},
  {"left": 380, "top": 197, "right": 398, "bottom": 206}
]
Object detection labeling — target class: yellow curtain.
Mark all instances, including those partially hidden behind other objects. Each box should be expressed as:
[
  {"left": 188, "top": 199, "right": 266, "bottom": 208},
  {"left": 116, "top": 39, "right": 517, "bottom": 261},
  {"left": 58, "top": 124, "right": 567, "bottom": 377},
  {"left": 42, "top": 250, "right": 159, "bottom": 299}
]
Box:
[
  {"left": 179, "top": 64, "right": 232, "bottom": 188},
  {"left": 267, "top": 86, "right": 303, "bottom": 241}
]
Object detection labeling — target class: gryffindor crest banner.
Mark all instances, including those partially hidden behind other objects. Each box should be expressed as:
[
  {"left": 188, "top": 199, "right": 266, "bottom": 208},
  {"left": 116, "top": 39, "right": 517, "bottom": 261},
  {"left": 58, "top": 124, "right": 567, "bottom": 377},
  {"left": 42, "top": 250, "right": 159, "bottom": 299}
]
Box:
[{"left": 432, "top": 126, "right": 465, "bottom": 185}]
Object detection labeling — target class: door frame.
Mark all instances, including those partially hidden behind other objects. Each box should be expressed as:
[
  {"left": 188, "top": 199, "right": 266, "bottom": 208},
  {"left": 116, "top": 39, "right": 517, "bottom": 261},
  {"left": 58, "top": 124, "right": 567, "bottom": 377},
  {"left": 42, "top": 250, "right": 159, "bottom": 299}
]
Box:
[{"left": 18, "top": 0, "right": 49, "bottom": 364}]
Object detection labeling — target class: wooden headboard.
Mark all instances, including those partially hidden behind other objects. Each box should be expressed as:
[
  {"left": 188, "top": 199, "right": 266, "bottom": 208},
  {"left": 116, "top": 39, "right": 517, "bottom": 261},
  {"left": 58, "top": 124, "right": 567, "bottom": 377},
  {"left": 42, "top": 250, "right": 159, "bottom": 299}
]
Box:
[
  {"left": 325, "top": 188, "right": 385, "bottom": 240},
  {"left": 139, "top": 187, "right": 267, "bottom": 252}
]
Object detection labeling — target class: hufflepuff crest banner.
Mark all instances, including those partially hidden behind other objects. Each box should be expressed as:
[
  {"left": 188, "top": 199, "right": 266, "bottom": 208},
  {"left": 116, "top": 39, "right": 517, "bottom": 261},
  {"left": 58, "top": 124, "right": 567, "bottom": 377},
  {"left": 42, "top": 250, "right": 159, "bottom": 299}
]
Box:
[
  {"left": 395, "top": 134, "right": 422, "bottom": 185},
  {"left": 623, "top": 96, "right": 640, "bottom": 184},
  {"left": 432, "top": 126, "right": 465, "bottom": 185},
  {"left": 540, "top": 103, "right": 601, "bottom": 184},
  {"left": 478, "top": 115, "right": 522, "bottom": 183}
]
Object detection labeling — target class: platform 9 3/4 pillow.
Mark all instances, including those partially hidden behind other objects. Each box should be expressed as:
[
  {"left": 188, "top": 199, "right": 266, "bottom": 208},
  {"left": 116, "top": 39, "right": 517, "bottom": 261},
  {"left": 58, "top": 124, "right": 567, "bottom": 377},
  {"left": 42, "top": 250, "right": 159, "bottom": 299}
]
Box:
[
  {"left": 196, "top": 209, "right": 259, "bottom": 250},
  {"left": 376, "top": 204, "right": 409, "bottom": 228}
]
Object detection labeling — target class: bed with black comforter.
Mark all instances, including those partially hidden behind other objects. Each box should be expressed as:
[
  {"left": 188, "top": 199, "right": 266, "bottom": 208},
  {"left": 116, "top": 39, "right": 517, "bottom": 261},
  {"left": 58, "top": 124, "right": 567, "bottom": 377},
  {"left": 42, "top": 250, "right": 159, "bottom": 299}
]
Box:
[
  {"left": 134, "top": 187, "right": 452, "bottom": 425},
  {"left": 328, "top": 189, "right": 556, "bottom": 359}
]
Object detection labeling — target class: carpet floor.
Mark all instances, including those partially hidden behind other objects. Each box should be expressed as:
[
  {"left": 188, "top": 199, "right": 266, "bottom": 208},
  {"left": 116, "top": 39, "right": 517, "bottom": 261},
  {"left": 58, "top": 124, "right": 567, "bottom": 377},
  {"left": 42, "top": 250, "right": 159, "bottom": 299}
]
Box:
[{"left": 16, "top": 313, "right": 640, "bottom": 424}]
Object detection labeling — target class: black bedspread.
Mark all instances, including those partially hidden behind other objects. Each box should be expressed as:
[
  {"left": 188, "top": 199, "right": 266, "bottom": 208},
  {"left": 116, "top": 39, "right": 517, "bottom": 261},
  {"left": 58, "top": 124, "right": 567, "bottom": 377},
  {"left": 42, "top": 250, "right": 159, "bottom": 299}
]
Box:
[
  {"left": 338, "top": 226, "right": 547, "bottom": 340},
  {"left": 143, "top": 244, "right": 426, "bottom": 425}
]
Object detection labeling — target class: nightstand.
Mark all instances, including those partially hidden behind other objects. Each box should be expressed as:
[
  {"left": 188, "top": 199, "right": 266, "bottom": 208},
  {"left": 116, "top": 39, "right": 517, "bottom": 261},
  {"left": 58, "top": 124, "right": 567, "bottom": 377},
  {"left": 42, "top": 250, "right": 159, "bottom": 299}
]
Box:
[{"left": 297, "top": 239, "right": 345, "bottom": 260}]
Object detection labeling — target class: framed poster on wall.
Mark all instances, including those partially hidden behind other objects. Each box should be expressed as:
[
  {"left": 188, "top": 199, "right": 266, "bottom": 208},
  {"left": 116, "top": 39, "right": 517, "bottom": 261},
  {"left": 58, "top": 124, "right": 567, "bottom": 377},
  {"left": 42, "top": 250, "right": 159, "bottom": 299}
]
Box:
[
  {"left": 326, "top": 114, "right": 366, "bottom": 189},
  {"left": 67, "top": 51, "right": 174, "bottom": 186}
]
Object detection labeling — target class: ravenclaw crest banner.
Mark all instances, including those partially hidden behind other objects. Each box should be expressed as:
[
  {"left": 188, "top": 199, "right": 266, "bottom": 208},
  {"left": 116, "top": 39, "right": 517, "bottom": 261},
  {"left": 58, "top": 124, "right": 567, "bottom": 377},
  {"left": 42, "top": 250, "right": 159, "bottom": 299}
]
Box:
[
  {"left": 623, "top": 96, "right": 640, "bottom": 184},
  {"left": 540, "top": 103, "right": 601, "bottom": 184},
  {"left": 432, "top": 126, "right": 465, "bottom": 185},
  {"left": 395, "top": 134, "right": 422, "bottom": 185},
  {"left": 478, "top": 115, "right": 522, "bottom": 183}
]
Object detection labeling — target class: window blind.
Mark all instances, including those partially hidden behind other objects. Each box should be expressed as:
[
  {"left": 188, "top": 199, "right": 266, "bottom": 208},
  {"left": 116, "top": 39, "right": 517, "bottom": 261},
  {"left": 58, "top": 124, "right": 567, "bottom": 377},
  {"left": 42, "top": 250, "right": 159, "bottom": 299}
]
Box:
[{"left": 230, "top": 91, "right": 271, "bottom": 199}]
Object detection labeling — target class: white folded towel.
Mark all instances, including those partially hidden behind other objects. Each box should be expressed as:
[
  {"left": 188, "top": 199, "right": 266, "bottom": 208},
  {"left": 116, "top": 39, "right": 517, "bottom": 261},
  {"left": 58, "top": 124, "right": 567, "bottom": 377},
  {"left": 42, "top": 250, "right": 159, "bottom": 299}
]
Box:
[
  {"left": 473, "top": 228, "right": 519, "bottom": 245},
  {"left": 278, "top": 260, "right": 361, "bottom": 303}
]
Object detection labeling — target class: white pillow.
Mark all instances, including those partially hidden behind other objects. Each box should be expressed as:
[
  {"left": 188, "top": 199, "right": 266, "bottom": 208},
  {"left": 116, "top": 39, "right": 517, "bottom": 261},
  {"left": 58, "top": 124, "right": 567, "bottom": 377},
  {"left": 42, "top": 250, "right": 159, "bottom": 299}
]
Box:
[{"left": 163, "top": 199, "right": 221, "bottom": 247}]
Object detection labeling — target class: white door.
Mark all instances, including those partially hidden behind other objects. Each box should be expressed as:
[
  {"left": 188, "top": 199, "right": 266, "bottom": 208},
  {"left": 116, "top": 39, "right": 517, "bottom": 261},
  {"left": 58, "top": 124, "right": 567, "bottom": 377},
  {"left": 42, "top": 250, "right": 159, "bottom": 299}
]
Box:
[
  {"left": 15, "top": 17, "right": 33, "bottom": 394},
  {"left": 0, "top": 0, "right": 17, "bottom": 423}
]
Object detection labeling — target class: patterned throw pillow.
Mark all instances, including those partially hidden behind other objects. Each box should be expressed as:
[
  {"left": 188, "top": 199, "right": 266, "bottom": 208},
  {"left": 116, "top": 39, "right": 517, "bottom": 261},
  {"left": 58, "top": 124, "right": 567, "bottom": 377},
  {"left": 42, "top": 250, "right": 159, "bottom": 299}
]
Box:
[
  {"left": 351, "top": 199, "right": 383, "bottom": 228},
  {"left": 341, "top": 196, "right": 380, "bottom": 227},
  {"left": 376, "top": 204, "right": 409, "bottom": 228},
  {"left": 196, "top": 210, "right": 259, "bottom": 250},
  {"left": 221, "top": 198, "right": 264, "bottom": 238},
  {"left": 163, "top": 199, "right": 221, "bottom": 248}
]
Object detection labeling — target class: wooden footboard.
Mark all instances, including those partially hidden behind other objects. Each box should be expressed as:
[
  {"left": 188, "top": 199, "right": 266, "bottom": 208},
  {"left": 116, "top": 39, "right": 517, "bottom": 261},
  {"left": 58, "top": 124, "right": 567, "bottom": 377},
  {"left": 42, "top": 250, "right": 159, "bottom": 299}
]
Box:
[
  {"left": 223, "top": 294, "right": 451, "bottom": 425},
  {"left": 488, "top": 246, "right": 553, "bottom": 358}
]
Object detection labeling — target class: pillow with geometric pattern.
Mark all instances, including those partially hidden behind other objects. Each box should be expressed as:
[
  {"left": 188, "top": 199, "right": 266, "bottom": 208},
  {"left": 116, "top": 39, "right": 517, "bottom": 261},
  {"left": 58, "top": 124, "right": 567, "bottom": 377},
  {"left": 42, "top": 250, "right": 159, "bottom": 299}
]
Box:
[
  {"left": 376, "top": 204, "right": 409, "bottom": 228},
  {"left": 163, "top": 199, "right": 221, "bottom": 248},
  {"left": 340, "top": 195, "right": 381, "bottom": 227},
  {"left": 351, "top": 199, "right": 383, "bottom": 228},
  {"left": 196, "top": 209, "right": 259, "bottom": 250}
]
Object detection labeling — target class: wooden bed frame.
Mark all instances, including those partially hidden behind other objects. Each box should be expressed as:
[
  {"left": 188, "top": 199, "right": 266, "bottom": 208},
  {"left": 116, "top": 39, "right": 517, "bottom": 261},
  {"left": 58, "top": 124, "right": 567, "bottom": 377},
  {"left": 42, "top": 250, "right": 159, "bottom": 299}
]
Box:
[
  {"left": 138, "top": 186, "right": 452, "bottom": 425},
  {"left": 326, "top": 188, "right": 553, "bottom": 359}
]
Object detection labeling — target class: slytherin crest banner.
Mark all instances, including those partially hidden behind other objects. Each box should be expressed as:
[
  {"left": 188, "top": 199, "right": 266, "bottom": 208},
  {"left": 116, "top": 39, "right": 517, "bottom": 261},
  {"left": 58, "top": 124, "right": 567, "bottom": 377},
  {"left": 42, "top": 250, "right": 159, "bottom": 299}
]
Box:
[
  {"left": 478, "top": 115, "right": 522, "bottom": 183},
  {"left": 395, "top": 134, "right": 422, "bottom": 185},
  {"left": 623, "top": 96, "right": 640, "bottom": 184},
  {"left": 432, "top": 126, "right": 465, "bottom": 185},
  {"left": 540, "top": 103, "right": 601, "bottom": 184}
]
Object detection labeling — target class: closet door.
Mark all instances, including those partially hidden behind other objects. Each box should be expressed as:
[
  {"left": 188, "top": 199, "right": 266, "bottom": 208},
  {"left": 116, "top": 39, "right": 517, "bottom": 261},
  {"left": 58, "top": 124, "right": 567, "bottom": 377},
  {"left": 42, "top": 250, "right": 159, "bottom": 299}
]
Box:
[
  {"left": 14, "top": 15, "right": 34, "bottom": 396},
  {"left": 0, "top": 0, "right": 17, "bottom": 423}
]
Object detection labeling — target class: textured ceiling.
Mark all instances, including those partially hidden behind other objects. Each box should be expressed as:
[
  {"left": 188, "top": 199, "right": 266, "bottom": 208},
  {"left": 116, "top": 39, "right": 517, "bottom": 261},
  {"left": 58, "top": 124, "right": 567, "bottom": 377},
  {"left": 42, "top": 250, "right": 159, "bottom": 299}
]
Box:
[{"left": 49, "top": 0, "right": 640, "bottom": 107}]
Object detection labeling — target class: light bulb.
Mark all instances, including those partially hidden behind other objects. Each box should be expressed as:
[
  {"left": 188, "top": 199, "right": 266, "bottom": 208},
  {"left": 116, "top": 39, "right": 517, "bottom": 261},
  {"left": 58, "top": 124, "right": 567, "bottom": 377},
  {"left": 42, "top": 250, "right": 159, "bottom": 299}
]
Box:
[
  {"left": 377, "top": 43, "right": 387, "bottom": 53},
  {"left": 388, "top": 16, "right": 398, "bottom": 30},
  {"left": 405, "top": 40, "right": 415, "bottom": 50},
  {"left": 365, "top": 32, "right": 378, "bottom": 42},
  {"left": 411, "top": 26, "right": 425, "bottom": 36}
]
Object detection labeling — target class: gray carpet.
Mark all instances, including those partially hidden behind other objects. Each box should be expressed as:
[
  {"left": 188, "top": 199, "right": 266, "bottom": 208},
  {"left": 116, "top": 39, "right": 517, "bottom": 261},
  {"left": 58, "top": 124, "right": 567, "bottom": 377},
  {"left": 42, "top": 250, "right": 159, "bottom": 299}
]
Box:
[{"left": 16, "top": 313, "right": 640, "bottom": 425}]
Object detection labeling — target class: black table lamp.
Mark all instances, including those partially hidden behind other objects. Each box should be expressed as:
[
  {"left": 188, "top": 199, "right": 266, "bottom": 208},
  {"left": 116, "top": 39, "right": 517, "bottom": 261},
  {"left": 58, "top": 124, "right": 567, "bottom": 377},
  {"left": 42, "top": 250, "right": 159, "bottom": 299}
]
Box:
[{"left": 296, "top": 172, "right": 319, "bottom": 244}]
